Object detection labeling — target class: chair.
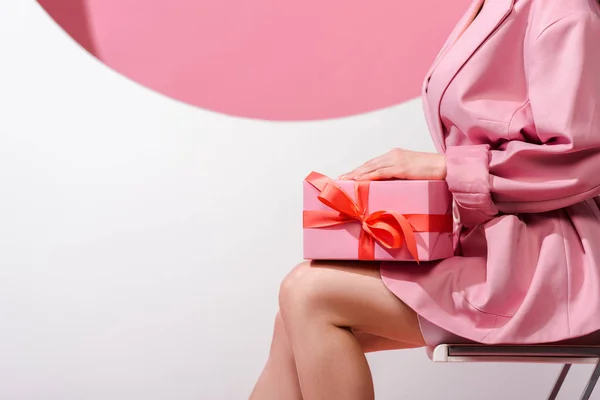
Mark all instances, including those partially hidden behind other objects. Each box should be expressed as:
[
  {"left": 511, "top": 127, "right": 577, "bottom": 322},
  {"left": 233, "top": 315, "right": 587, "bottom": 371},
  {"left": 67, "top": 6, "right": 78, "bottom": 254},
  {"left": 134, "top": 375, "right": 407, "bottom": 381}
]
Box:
[{"left": 431, "top": 344, "right": 600, "bottom": 399}]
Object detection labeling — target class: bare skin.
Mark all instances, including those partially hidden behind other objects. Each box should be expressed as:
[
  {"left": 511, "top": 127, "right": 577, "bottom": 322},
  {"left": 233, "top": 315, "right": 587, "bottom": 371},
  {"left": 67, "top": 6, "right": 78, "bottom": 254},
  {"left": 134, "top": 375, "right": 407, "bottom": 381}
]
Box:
[
  {"left": 249, "top": 261, "right": 426, "bottom": 400},
  {"left": 250, "top": 148, "right": 446, "bottom": 399}
]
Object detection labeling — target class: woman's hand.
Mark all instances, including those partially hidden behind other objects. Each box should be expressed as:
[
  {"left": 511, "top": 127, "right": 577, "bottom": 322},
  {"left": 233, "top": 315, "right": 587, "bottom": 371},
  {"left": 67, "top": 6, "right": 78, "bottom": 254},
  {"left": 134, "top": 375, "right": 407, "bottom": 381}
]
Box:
[{"left": 339, "top": 148, "right": 447, "bottom": 181}]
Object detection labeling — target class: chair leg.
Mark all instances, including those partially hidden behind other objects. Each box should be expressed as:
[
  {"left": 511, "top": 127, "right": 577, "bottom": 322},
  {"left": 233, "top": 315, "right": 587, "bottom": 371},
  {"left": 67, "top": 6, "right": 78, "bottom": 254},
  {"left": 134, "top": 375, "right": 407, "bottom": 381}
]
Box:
[
  {"left": 579, "top": 360, "right": 600, "bottom": 400},
  {"left": 547, "top": 364, "right": 571, "bottom": 400}
]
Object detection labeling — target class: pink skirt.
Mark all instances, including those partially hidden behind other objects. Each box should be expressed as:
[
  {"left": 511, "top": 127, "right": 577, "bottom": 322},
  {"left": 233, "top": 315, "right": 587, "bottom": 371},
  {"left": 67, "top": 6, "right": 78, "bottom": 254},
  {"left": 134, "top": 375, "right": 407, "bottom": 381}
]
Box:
[
  {"left": 418, "top": 315, "right": 476, "bottom": 347},
  {"left": 379, "top": 264, "right": 600, "bottom": 347},
  {"left": 416, "top": 303, "right": 600, "bottom": 347}
]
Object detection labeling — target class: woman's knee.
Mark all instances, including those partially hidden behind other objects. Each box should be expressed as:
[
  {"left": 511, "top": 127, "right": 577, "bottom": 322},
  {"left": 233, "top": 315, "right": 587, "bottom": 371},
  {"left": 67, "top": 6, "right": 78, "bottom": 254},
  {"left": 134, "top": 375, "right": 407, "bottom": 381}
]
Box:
[{"left": 278, "top": 261, "right": 322, "bottom": 317}]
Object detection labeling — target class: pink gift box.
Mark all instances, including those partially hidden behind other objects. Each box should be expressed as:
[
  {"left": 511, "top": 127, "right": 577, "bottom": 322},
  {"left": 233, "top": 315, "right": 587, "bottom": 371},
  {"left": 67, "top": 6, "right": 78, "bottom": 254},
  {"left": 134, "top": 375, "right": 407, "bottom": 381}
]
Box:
[{"left": 302, "top": 172, "right": 454, "bottom": 262}]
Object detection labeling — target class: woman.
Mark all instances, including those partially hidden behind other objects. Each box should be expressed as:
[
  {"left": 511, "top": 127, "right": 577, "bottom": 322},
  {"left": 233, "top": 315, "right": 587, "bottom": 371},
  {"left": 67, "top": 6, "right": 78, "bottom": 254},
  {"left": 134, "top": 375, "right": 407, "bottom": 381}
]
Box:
[{"left": 250, "top": 0, "right": 600, "bottom": 398}]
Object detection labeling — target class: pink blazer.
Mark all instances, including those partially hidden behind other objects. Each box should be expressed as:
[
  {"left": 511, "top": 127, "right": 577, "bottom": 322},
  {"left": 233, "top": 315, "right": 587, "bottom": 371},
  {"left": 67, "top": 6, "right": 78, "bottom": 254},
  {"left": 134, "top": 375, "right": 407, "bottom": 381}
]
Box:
[{"left": 381, "top": 0, "right": 600, "bottom": 345}]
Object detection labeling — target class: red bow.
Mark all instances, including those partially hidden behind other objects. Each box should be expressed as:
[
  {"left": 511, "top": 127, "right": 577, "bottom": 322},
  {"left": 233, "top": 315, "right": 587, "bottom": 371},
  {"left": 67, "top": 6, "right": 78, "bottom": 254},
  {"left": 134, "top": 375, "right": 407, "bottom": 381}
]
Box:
[{"left": 303, "top": 172, "right": 453, "bottom": 262}]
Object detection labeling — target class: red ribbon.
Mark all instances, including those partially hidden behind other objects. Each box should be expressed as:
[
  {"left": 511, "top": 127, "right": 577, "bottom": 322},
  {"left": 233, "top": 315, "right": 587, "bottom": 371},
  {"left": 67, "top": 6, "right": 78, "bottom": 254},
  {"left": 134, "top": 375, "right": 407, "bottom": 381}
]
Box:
[{"left": 303, "top": 172, "right": 453, "bottom": 263}]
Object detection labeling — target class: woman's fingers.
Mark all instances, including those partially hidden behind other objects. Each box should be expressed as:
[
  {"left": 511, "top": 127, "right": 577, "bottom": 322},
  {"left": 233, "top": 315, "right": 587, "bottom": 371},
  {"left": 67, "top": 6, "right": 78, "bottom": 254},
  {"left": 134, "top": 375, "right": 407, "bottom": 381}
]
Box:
[
  {"left": 353, "top": 167, "right": 396, "bottom": 181},
  {"left": 340, "top": 154, "right": 392, "bottom": 180},
  {"left": 335, "top": 149, "right": 444, "bottom": 181},
  {"left": 340, "top": 162, "right": 374, "bottom": 180}
]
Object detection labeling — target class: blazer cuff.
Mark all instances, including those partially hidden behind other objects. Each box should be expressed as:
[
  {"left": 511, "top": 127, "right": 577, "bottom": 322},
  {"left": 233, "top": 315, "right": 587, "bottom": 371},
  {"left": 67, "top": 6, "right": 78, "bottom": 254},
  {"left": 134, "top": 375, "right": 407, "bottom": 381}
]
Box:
[{"left": 445, "top": 145, "right": 499, "bottom": 217}]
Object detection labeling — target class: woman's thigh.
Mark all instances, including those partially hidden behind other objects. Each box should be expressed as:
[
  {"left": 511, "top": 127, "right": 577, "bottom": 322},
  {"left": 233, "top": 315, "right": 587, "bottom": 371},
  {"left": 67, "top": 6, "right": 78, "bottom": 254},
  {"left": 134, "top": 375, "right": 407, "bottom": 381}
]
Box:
[{"left": 279, "top": 260, "right": 426, "bottom": 347}]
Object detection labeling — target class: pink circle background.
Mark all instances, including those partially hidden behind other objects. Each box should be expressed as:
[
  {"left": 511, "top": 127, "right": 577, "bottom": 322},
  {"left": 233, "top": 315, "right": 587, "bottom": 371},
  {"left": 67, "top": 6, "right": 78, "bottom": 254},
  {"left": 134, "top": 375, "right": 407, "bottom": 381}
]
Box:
[{"left": 38, "top": 0, "right": 470, "bottom": 121}]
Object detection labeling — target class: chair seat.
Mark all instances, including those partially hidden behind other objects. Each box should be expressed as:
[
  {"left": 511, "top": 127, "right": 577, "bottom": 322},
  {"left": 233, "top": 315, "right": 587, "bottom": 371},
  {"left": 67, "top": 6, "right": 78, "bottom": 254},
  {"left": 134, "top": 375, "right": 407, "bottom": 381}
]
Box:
[
  {"left": 429, "top": 344, "right": 600, "bottom": 400},
  {"left": 431, "top": 344, "right": 600, "bottom": 364}
]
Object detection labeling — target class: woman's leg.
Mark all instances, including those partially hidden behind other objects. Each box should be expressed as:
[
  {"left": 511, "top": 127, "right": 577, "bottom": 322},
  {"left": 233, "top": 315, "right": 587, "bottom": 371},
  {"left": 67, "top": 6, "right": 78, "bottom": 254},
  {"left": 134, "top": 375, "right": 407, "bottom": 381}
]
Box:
[
  {"left": 249, "top": 311, "right": 420, "bottom": 400},
  {"left": 249, "top": 312, "right": 303, "bottom": 400},
  {"left": 252, "top": 260, "right": 425, "bottom": 400}
]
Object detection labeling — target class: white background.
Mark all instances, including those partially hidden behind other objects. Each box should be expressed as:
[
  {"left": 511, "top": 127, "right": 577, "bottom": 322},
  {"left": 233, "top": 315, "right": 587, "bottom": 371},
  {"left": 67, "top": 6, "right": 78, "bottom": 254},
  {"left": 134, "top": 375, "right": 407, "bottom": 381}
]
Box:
[{"left": 0, "top": 1, "right": 597, "bottom": 399}]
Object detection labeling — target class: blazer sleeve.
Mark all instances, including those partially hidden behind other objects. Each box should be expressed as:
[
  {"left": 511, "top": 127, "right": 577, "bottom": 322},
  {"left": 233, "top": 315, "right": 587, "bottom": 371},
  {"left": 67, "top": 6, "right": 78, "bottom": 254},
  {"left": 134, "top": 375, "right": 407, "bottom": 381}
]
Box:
[{"left": 445, "top": 10, "right": 600, "bottom": 215}]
